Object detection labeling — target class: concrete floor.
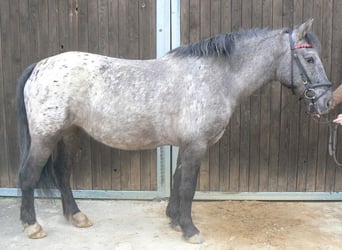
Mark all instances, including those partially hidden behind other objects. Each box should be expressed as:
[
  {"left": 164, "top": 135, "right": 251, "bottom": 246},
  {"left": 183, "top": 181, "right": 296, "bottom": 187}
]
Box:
[{"left": 1, "top": 198, "right": 341, "bottom": 250}]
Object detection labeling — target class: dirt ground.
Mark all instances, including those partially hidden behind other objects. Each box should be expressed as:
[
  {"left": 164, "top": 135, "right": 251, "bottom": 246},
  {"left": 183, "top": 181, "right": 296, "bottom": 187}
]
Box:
[{"left": 0, "top": 198, "right": 341, "bottom": 250}]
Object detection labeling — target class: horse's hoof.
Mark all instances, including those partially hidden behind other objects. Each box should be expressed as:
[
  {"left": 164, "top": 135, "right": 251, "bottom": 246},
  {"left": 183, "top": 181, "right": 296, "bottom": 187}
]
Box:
[
  {"left": 185, "top": 233, "right": 205, "bottom": 244},
  {"left": 70, "top": 212, "right": 93, "bottom": 228},
  {"left": 23, "top": 222, "right": 47, "bottom": 239}
]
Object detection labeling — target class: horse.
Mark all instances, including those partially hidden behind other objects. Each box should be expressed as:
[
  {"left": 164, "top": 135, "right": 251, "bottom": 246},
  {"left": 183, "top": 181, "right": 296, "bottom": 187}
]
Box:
[{"left": 17, "top": 19, "right": 332, "bottom": 243}]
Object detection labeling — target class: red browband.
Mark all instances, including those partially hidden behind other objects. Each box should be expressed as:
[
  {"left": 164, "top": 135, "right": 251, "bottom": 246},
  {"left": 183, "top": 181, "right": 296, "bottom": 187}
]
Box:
[{"left": 294, "top": 43, "right": 313, "bottom": 49}]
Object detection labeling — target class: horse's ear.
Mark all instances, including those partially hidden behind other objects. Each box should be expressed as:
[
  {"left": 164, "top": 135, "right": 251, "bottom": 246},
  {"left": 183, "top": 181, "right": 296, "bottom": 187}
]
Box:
[{"left": 292, "top": 19, "right": 314, "bottom": 42}]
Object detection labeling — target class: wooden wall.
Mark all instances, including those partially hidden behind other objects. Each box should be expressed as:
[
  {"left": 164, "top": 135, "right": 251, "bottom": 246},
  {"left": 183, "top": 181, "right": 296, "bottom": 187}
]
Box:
[
  {"left": 0, "top": 0, "right": 157, "bottom": 191},
  {"left": 1, "top": 0, "right": 341, "bottom": 195},
  {"left": 180, "top": 0, "right": 342, "bottom": 192}
]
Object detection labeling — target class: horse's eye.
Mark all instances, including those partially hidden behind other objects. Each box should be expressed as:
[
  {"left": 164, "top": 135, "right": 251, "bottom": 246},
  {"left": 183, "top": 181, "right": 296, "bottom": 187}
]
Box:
[{"left": 305, "top": 57, "right": 315, "bottom": 64}]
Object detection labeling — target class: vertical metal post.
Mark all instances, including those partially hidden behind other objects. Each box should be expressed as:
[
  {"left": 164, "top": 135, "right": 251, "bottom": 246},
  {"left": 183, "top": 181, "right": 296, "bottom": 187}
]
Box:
[{"left": 156, "top": 0, "right": 181, "bottom": 197}]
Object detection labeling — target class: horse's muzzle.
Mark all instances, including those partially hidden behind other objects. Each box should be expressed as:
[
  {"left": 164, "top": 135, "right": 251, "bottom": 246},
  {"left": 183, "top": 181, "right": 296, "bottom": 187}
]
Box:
[{"left": 308, "top": 87, "right": 332, "bottom": 115}]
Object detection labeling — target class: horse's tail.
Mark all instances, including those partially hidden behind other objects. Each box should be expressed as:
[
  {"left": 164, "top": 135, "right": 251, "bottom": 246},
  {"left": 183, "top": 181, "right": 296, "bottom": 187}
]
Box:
[
  {"left": 17, "top": 64, "right": 56, "bottom": 193},
  {"left": 17, "top": 63, "right": 36, "bottom": 164}
]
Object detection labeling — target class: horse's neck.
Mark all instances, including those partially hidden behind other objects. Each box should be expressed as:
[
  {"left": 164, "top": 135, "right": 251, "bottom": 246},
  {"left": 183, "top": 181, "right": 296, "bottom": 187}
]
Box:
[{"left": 222, "top": 33, "right": 286, "bottom": 101}]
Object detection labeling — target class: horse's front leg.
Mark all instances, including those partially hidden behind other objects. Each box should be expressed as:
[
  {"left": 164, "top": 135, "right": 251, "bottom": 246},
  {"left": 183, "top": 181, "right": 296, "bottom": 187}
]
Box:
[
  {"left": 166, "top": 153, "right": 181, "bottom": 230},
  {"left": 169, "top": 143, "right": 206, "bottom": 244}
]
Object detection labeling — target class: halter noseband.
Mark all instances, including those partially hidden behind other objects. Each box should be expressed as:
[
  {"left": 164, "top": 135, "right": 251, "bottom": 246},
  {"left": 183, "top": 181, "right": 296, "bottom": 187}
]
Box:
[{"left": 288, "top": 31, "right": 332, "bottom": 113}]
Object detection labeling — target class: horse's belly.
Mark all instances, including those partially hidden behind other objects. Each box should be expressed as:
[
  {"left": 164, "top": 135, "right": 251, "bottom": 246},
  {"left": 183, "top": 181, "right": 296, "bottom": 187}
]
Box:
[{"left": 81, "top": 121, "right": 166, "bottom": 150}]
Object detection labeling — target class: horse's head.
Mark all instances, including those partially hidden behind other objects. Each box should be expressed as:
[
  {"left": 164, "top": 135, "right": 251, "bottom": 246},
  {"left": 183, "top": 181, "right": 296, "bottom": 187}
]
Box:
[{"left": 278, "top": 19, "right": 332, "bottom": 115}]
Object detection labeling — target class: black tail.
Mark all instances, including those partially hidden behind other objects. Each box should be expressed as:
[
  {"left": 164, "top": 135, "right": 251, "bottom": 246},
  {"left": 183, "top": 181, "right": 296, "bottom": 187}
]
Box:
[
  {"left": 17, "top": 63, "right": 36, "bottom": 164},
  {"left": 17, "top": 64, "right": 56, "bottom": 194}
]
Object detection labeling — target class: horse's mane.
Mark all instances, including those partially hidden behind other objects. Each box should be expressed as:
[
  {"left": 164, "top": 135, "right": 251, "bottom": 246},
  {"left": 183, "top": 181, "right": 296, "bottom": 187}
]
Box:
[
  {"left": 169, "top": 28, "right": 272, "bottom": 58},
  {"left": 169, "top": 28, "right": 321, "bottom": 58}
]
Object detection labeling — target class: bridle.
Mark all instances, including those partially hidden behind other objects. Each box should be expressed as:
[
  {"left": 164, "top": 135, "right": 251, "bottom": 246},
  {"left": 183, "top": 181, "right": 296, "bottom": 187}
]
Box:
[
  {"left": 288, "top": 31, "right": 342, "bottom": 169},
  {"left": 288, "top": 31, "right": 332, "bottom": 113}
]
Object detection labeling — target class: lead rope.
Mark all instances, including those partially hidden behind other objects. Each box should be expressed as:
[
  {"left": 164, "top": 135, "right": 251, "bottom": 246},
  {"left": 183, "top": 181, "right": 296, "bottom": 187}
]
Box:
[
  {"left": 312, "top": 114, "right": 342, "bottom": 169},
  {"left": 328, "top": 122, "right": 342, "bottom": 168}
]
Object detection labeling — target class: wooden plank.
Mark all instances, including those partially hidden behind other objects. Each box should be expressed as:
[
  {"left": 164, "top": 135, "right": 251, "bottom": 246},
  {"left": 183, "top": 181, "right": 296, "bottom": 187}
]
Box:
[
  {"left": 229, "top": 0, "right": 242, "bottom": 191},
  {"left": 19, "top": 0, "right": 31, "bottom": 67},
  {"left": 278, "top": 0, "right": 295, "bottom": 192},
  {"left": 127, "top": 0, "right": 140, "bottom": 190},
  {"left": 28, "top": 0, "right": 39, "bottom": 62},
  {"left": 107, "top": 0, "right": 121, "bottom": 190},
  {"left": 139, "top": 0, "right": 156, "bottom": 59},
  {"left": 219, "top": 132, "right": 229, "bottom": 191},
  {"left": 5, "top": 0, "right": 21, "bottom": 186},
  {"left": 138, "top": 0, "right": 157, "bottom": 191},
  {"left": 303, "top": 0, "right": 318, "bottom": 192},
  {"left": 180, "top": 0, "right": 190, "bottom": 45},
  {"left": 329, "top": 0, "right": 342, "bottom": 192},
  {"left": 111, "top": 149, "right": 121, "bottom": 190},
  {"left": 130, "top": 151, "right": 141, "bottom": 190},
  {"left": 140, "top": 150, "right": 151, "bottom": 191},
  {"left": 74, "top": 1, "right": 93, "bottom": 190},
  {"left": 58, "top": 0, "right": 69, "bottom": 52},
  {"left": 0, "top": 0, "right": 10, "bottom": 187},
  {"left": 248, "top": 0, "right": 262, "bottom": 192},
  {"left": 258, "top": 0, "right": 273, "bottom": 192},
  {"left": 48, "top": 0, "right": 59, "bottom": 56},
  {"left": 268, "top": 0, "right": 282, "bottom": 191},
  {"left": 118, "top": 0, "right": 139, "bottom": 59},
  {"left": 98, "top": 0, "right": 109, "bottom": 55},
  {"left": 208, "top": 0, "right": 221, "bottom": 192},
  {"left": 150, "top": 148, "right": 157, "bottom": 190},
  {"left": 37, "top": 0, "right": 49, "bottom": 58},
  {"left": 239, "top": 0, "right": 252, "bottom": 192},
  {"left": 120, "top": 150, "right": 131, "bottom": 190},
  {"left": 87, "top": 0, "right": 107, "bottom": 190},
  {"left": 315, "top": 0, "right": 333, "bottom": 192},
  {"left": 96, "top": 0, "right": 112, "bottom": 190},
  {"left": 87, "top": 0, "right": 99, "bottom": 53},
  {"left": 85, "top": 0, "right": 100, "bottom": 190},
  {"left": 108, "top": 0, "right": 119, "bottom": 56},
  {"left": 78, "top": 0, "right": 89, "bottom": 52},
  {"left": 218, "top": 1, "right": 231, "bottom": 191},
  {"left": 220, "top": 0, "right": 231, "bottom": 33},
  {"left": 68, "top": 0, "right": 79, "bottom": 51},
  {"left": 292, "top": 0, "right": 308, "bottom": 192},
  {"left": 199, "top": 0, "right": 211, "bottom": 190},
  {"left": 189, "top": 0, "right": 200, "bottom": 43}
]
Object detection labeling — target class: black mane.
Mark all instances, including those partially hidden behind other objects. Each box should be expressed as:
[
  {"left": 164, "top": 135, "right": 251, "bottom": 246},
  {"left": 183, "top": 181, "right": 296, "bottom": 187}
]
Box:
[
  {"left": 169, "top": 28, "right": 272, "bottom": 58},
  {"left": 169, "top": 28, "right": 321, "bottom": 58}
]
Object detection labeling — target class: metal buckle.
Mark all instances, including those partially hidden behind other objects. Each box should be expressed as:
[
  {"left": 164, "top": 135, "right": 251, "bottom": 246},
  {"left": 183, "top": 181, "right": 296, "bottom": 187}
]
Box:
[{"left": 304, "top": 88, "right": 316, "bottom": 100}]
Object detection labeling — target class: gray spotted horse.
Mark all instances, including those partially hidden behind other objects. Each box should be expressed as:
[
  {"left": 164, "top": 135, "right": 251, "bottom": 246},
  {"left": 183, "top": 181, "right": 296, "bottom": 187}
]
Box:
[{"left": 17, "top": 20, "right": 332, "bottom": 243}]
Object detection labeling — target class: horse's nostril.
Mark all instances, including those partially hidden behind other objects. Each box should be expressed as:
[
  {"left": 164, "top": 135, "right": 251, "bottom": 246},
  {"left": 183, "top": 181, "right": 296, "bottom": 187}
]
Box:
[{"left": 327, "top": 100, "right": 332, "bottom": 108}]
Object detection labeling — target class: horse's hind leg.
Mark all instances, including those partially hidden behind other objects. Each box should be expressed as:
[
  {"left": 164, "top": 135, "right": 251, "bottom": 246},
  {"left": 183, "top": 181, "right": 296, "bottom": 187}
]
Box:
[
  {"left": 52, "top": 130, "right": 92, "bottom": 228},
  {"left": 19, "top": 137, "right": 54, "bottom": 239}
]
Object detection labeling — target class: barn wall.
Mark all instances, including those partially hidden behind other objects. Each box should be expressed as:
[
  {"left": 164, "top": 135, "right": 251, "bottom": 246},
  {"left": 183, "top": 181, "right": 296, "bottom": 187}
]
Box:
[
  {"left": 0, "top": 0, "right": 157, "bottom": 191},
  {"left": 179, "top": 0, "right": 342, "bottom": 192},
  {"left": 1, "top": 0, "right": 342, "bottom": 197}
]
